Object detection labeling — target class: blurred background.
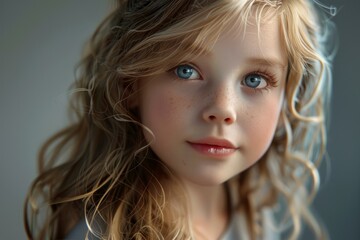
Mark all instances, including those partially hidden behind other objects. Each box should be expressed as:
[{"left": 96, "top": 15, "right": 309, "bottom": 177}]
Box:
[{"left": 0, "top": 0, "right": 358, "bottom": 239}]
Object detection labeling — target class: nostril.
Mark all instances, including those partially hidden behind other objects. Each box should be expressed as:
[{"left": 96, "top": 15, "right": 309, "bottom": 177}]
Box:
[
  {"left": 224, "top": 117, "right": 232, "bottom": 123},
  {"left": 205, "top": 114, "right": 235, "bottom": 123}
]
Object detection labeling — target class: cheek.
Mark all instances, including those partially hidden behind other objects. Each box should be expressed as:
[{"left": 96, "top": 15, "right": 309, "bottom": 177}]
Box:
[
  {"left": 150, "top": 95, "right": 174, "bottom": 122},
  {"left": 140, "top": 85, "right": 191, "bottom": 140},
  {"left": 141, "top": 92, "right": 171, "bottom": 131},
  {"left": 243, "top": 93, "right": 283, "bottom": 158}
]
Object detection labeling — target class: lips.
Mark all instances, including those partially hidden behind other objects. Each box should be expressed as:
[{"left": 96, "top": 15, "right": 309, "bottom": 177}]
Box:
[{"left": 187, "top": 137, "right": 238, "bottom": 158}]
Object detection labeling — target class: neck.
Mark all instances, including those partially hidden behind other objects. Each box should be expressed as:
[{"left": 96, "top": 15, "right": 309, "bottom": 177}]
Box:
[{"left": 182, "top": 180, "right": 230, "bottom": 240}]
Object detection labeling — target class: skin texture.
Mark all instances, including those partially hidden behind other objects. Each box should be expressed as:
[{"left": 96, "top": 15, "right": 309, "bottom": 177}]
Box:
[{"left": 138, "top": 15, "right": 287, "bottom": 239}]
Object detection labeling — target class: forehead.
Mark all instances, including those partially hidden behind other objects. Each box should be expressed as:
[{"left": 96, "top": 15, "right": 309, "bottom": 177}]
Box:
[{"left": 210, "top": 13, "right": 287, "bottom": 68}]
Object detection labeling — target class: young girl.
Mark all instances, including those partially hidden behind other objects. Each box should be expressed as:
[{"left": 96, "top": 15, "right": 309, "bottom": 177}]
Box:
[{"left": 24, "top": 0, "right": 336, "bottom": 239}]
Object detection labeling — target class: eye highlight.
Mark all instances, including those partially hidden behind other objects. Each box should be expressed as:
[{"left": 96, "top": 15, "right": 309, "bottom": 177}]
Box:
[{"left": 174, "top": 64, "right": 201, "bottom": 80}]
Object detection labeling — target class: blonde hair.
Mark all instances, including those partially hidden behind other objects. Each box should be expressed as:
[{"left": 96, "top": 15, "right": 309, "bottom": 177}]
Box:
[{"left": 24, "top": 0, "right": 335, "bottom": 239}]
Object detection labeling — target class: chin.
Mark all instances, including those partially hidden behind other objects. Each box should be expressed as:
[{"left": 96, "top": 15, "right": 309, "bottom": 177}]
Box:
[{"left": 185, "top": 172, "right": 240, "bottom": 187}]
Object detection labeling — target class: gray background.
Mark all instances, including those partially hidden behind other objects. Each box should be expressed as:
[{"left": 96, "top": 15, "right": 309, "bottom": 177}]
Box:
[{"left": 0, "top": 1, "right": 358, "bottom": 239}]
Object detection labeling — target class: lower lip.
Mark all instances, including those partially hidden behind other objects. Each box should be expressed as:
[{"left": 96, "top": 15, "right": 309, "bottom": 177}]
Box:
[{"left": 188, "top": 143, "right": 237, "bottom": 158}]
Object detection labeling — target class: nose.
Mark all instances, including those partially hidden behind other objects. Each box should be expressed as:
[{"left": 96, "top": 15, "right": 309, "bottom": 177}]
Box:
[{"left": 202, "top": 86, "right": 237, "bottom": 124}]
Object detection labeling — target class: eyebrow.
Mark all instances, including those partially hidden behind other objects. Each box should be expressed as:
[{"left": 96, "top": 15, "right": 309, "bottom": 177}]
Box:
[
  {"left": 245, "top": 57, "right": 288, "bottom": 70},
  {"left": 177, "top": 41, "right": 288, "bottom": 70},
  {"left": 177, "top": 41, "right": 213, "bottom": 56}
]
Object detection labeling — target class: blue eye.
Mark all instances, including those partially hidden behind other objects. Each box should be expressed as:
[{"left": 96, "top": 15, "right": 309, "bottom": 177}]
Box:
[
  {"left": 175, "top": 65, "right": 200, "bottom": 80},
  {"left": 243, "top": 74, "right": 267, "bottom": 89}
]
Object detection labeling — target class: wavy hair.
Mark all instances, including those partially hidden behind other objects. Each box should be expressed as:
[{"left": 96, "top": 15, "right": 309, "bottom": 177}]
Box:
[{"left": 24, "top": 0, "right": 335, "bottom": 239}]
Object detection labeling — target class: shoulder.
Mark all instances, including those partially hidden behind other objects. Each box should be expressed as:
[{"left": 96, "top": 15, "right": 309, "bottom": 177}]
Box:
[
  {"left": 221, "top": 212, "right": 246, "bottom": 240},
  {"left": 221, "top": 209, "right": 281, "bottom": 240},
  {"left": 261, "top": 208, "right": 281, "bottom": 240}
]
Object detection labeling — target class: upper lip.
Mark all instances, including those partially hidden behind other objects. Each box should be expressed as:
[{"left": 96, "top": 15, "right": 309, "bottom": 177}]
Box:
[{"left": 188, "top": 137, "right": 237, "bottom": 149}]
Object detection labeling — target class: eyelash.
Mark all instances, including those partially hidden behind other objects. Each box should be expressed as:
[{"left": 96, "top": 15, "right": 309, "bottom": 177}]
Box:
[
  {"left": 171, "top": 63, "right": 202, "bottom": 80},
  {"left": 170, "top": 64, "right": 279, "bottom": 92},
  {"left": 243, "top": 69, "right": 278, "bottom": 93}
]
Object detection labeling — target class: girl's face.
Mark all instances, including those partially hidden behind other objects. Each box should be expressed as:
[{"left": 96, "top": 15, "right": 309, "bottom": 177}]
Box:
[{"left": 138, "top": 15, "right": 287, "bottom": 186}]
